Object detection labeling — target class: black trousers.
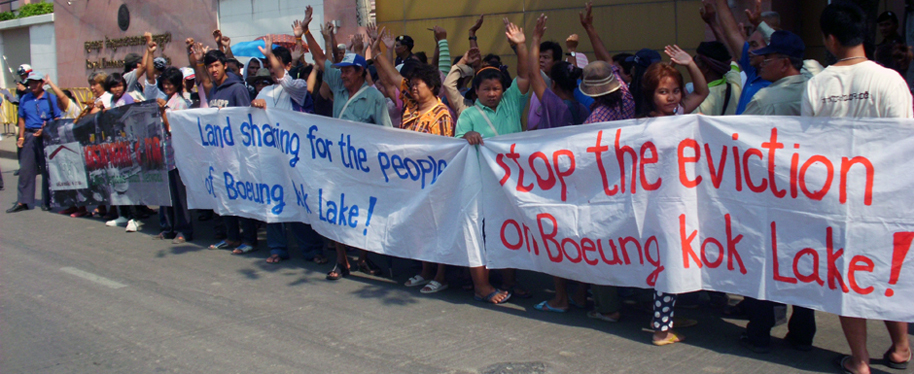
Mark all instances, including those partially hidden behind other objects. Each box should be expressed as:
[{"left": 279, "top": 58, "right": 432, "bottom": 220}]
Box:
[
  {"left": 744, "top": 297, "right": 816, "bottom": 347},
  {"left": 16, "top": 132, "right": 49, "bottom": 207}
]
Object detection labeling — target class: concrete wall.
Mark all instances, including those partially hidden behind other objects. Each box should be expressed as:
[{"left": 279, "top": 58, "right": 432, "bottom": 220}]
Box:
[
  {"left": 54, "top": 0, "right": 219, "bottom": 87},
  {"left": 1, "top": 26, "right": 29, "bottom": 87},
  {"left": 29, "top": 21, "right": 54, "bottom": 84},
  {"left": 375, "top": 0, "right": 755, "bottom": 73}
]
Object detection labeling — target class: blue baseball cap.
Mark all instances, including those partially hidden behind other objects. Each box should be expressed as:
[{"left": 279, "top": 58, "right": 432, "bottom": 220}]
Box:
[
  {"left": 750, "top": 30, "right": 805, "bottom": 60},
  {"left": 332, "top": 53, "right": 367, "bottom": 69}
]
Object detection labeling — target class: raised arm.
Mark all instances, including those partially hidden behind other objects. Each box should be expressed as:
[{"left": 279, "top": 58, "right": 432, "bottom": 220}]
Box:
[
  {"left": 369, "top": 25, "right": 403, "bottom": 90},
  {"left": 258, "top": 35, "right": 284, "bottom": 79},
  {"left": 468, "top": 15, "right": 484, "bottom": 50},
  {"left": 699, "top": 1, "right": 735, "bottom": 59},
  {"left": 145, "top": 32, "right": 158, "bottom": 85},
  {"left": 504, "top": 19, "right": 530, "bottom": 94},
  {"left": 213, "top": 30, "right": 234, "bottom": 59},
  {"left": 565, "top": 34, "right": 580, "bottom": 66},
  {"left": 714, "top": 0, "right": 748, "bottom": 60},
  {"left": 665, "top": 45, "right": 708, "bottom": 113},
  {"left": 187, "top": 39, "right": 213, "bottom": 96},
  {"left": 306, "top": 64, "right": 318, "bottom": 93},
  {"left": 302, "top": 6, "right": 327, "bottom": 70},
  {"left": 443, "top": 48, "right": 478, "bottom": 116},
  {"left": 44, "top": 77, "right": 71, "bottom": 112},
  {"left": 529, "top": 14, "right": 549, "bottom": 101},
  {"left": 579, "top": 1, "right": 612, "bottom": 62},
  {"left": 431, "top": 26, "right": 446, "bottom": 69}
]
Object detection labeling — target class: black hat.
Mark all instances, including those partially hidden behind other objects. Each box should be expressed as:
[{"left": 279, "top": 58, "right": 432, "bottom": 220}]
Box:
[
  {"left": 877, "top": 11, "right": 898, "bottom": 23},
  {"left": 124, "top": 53, "right": 142, "bottom": 69},
  {"left": 751, "top": 30, "right": 805, "bottom": 60},
  {"left": 696, "top": 41, "right": 731, "bottom": 62},
  {"left": 396, "top": 35, "right": 414, "bottom": 50}
]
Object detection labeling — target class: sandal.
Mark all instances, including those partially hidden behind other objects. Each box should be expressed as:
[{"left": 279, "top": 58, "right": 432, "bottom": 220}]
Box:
[
  {"left": 404, "top": 274, "right": 430, "bottom": 287},
  {"left": 232, "top": 244, "right": 257, "bottom": 255},
  {"left": 652, "top": 332, "right": 685, "bottom": 346},
  {"left": 266, "top": 254, "right": 285, "bottom": 264},
  {"left": 420, "top": 280, "right": 449, "bottom": 294},
  {"left": 534, "top": 300, "right": 568, "bottom": 313},
  {"left": 884, "top": 349, "right": 912, "bottom": 370},
  {"left": 474, "top": 289, "right": 511, "bottom": 304},
  {"left": 208, "top": 240, "right": 239, "bottom": 250},
  {"left": 834, "top": 355, "right": 856, "bottom": 374},
  {"left": 503, "top": 284, "right": 532, "bottom": 299},
  {"left": 357, "top": 258, "right": 382, "bottom": 276},
  {"left": 326, "top": 263, "right": 350, "bottom": 281},
  {"left": 309, "top": 254, "right": 328, "bottom": 264}
]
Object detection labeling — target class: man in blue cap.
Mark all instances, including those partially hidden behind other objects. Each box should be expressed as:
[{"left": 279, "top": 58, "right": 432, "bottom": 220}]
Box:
[
  {"left": 301, "top": 5, "right": 391, "bottom": 281},
  {"left": 743, "top": 31, "right": 808, "bottom": 115},
  {"left": 738, "top": 30, "right": 818, "bottom": 354},
  {"left": 7, "top": 71, "right": 61, "bottom": 213}
]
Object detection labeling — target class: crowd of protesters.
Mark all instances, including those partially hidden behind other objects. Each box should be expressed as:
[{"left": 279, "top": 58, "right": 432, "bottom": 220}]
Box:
[{"left": 4, "top": 1, "right": 914, "bottom": 371}]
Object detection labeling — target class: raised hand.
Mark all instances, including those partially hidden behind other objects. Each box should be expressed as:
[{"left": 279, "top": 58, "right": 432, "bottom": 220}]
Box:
[
  {"left": 700, "top": 0, "right": 716, "bottom": 24},
  {"left": 145, "top": 32, "right": 154, "bottom": 46},
  {"left": 213, "top": 29, "right": 223, "bottom": 44},
  {"left": 367, "top": 23, "right": 379, "bottom": 42},
  {"left": 321, "top": 22, "right": 334, "bottom": 38},
  {"left": 259, "top": 35, "right": 274, "bottom": 56},
  {"left": 381, "top": 28, "right": 395, "bottom": 49},
  {"left": 433, "top": 26, "right": 447, "bottom": 42},
  {"left": 292, "top": 20, "right": 305, "bottom": 38},
  {"left": 351, "top": 34, "right": 365, "bottom": 54},
  {"left": 194, "top": 42, "right": 206, "bottom": 61},
  {"left": 579, "top": 1, "right": 594, "bottom": 29},
  {"left": 304, "top": 5, "right": 314, "bottom": 28},
  {"left": 745, "top": 0, "right": 761, "bottom": 27},
  {"left": 466, "top": 47, "right": 481, "bottom": 68},
  {"left": 533, "top": 14, "right": 547, "bottom": 41},
  {"left": 664, "top": 44, "right": 692, "bottom": 66},
  {"left": 504, "top": 19, "right": 525, "bottom": 46},
  {"left": 145, "top": 32, "right": 157, "bottom": 53},
  {"left": 220, "top": 35, "right": 231, "bottom": 48},
  {"left": 186, "top": 37, "right": 195, "bottom": 52},
  {"left": 469, "top": 14, "right": 484, "bottom": 34}
]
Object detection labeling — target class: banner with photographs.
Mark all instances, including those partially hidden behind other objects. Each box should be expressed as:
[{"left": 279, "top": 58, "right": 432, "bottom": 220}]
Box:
[{"left": 44, "top": 100, "right": 171, "bottom": 207}]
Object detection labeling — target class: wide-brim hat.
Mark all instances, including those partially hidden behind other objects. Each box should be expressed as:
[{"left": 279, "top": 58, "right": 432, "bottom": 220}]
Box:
[
  {"left": 246, "top": 68, "right": 274, "bottom": 85},
  {"left": 579, "top": 61, "right": 622, "bottom": 97}
]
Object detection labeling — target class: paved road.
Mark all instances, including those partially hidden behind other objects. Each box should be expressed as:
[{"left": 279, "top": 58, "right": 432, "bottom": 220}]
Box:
[{"left": 0, "top": 135, "right": 909, "bottom": 374}]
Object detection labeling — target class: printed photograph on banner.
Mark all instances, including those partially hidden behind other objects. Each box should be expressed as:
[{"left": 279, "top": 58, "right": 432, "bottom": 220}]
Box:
[{"left": 44, "top": 100, "right": 171, "bottom": 208}]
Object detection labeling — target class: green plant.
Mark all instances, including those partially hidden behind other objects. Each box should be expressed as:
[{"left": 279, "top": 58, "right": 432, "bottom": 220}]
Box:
[
  {"left": 0, "top": 11, "right": 15, "bottom": 21},
  {"left": 17, "top": 2, "right": 53, "bottom": 18}
]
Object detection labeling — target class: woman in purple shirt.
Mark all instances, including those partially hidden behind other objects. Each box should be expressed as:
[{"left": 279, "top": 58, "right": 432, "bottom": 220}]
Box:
[{"left": 528, "top": 14, "right": 589, "bottom": 130}]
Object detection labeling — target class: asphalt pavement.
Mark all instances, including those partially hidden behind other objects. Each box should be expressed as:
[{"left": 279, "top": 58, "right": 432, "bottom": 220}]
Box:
[{"left": 0, "top": 133, "right": 910, "bottom": 374}]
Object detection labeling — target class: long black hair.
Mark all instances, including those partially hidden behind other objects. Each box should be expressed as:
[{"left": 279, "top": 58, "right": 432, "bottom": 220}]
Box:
[{"left": 157, "top": 67, "right": 185, "bottom": 97}]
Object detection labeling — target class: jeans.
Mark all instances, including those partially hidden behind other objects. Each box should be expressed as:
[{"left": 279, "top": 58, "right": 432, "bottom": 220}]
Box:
[
  {"left": 266, "top": 222, "right": 325, "bottom": 259},
  {"left": 17, "top": 133, "right": 49, "bottom": 207}
]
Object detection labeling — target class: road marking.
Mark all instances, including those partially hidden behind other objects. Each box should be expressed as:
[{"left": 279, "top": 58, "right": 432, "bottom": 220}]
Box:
[{"left": 59, "top": 267, "right": 128, "bottom": 289}]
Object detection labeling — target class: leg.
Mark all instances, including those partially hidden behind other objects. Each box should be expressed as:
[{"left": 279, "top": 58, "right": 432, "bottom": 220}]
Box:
[
  {"left": 839, "top": 316, "right": 870, "bottom": 374},
  {"left": 239, "top": 218, "right": 258, "bottom": 245},
  {"left": 470, "top": 266, "right": 509, "bottom": 303},
  {"left": 288, "top": 222, "right": 325, "bottom": 261},
  {"left": 590, "top": 285, "right": 621, "bottom": 321},
  {"left": 265, "top": 222, "right": 288, "bottom": 263},
  {"left": 652, "top": 291, "right": 681, "bottom": 344},
  {"left": 432, "top": 263, "right": 447, "bottom": 284},
  {"left": 541, "top": 277, "right": 569, "bottom": 310},
  {"left": 785, "top": 306, "right": 816, "bottom": 347},
  {"left": 885, "top": 321, "right": 912, "bottom": 364},
  {"left": 744, "top": 298, "right": 777, "bottom": 348},
  {"left": 170, "top": 170, "right": 193, "bottom": 240},
  {"left": 500, "top": 268, "right": 530, "bottom": 298},
  {"left": 38, "top": 137, "right": 49, "bottom": 209},
  {"left": 16, "top": 135, "right": 39, "bottom": 207}
]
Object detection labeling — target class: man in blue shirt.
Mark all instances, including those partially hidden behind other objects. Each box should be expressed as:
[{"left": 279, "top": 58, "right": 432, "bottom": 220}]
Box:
[{"left": 8, "top": 72, "right": 61, "bottom": 213}]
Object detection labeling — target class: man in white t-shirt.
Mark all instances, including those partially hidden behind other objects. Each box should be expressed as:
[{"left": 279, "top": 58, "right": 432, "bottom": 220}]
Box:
[
  {"left": 802, "top": 3, "right": 913, "bottom": 374},
  {"left": 250, "top": 41, "right": 313, "bottom": 112}
]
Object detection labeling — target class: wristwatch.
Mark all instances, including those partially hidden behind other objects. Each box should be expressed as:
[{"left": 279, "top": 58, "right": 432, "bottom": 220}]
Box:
[{"left": 565, "top": 52, "right": 576, "bottom": 57}]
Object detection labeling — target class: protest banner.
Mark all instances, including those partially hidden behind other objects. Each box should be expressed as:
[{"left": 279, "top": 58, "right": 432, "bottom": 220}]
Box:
[
  {"left": 168, "top": 108, "right": 485, "bottom": 267},
  {"left": 168, "top": 107, "right": 914, "bottom": 321},
  {"left": 481, "top": 114, "right": 914, "bottom": 322},
  {"left": 44, "top": 100, "right": 171, "bottom": 208}
]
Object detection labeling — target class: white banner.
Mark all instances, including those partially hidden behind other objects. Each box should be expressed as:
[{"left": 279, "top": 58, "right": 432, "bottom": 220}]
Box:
[
  {"left": 168, "top": 108, "right": 914, "bottom": 322},
  {"left": 481, "top": 114, "right": 914, "bottom": 322},
  {"left": 168, "top": 108, "right": 484, "bottom": 267}
]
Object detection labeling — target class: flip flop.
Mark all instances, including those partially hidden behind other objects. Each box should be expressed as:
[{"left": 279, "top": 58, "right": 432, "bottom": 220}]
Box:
[
  {"left": 474, "top": 289, "right": 511, "bottom": 304},
  {"left": 570, "top": 298, "right": 587, "bottom": 309},
  {"left": 232, "top": 244, "right": 257, "bottom": 255},
  {"left": 833, "top": 355, "right": 856, "bottom": 374},
  {"left": 208, "top": 240, "right": 238, "bottom": 250},
  {"left": 652, "top": 332, "right": 685, "bottom": 346},
  {"left": 534, "top": 300, "right": 568, "bottom": 313},
  {"left": 504, "top": 285, "right": 532, "bottom": 299},
  {"left": 884, "top": 349, "right": 912, "bottom": 370}
]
